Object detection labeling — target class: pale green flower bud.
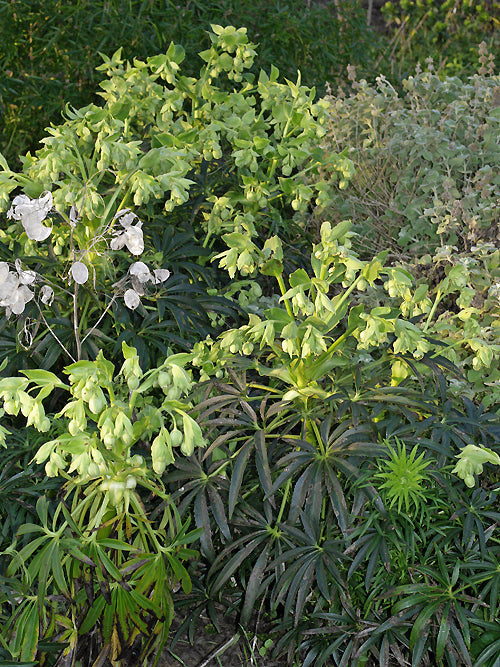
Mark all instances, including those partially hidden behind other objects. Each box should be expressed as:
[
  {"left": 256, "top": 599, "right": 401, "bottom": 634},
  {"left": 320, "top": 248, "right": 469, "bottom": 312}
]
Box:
[
  {"left": 114, "top": 412, "right": 133, "bottom": 446},
  {"left": 127, "top": 455, "right": 144, "bottom": 467},
  {"left": 19, "top": 392, "right": 34, "bottom": 418},
  {"left": 68, "top": 452, "right": 90, "bottom": 476},
  {"left": 45, "top": 459, "right": 59, "bottom": 477},
  {"left": 87, "top": 462, "right": 101, "bottom": 478},
  {"left": 151, "top": 427, "right": 174, "bottom": 474},
  {"left": 165, "top": 386, "right": 181, "bottom": 401},
  {"left": 88, "top": 387, "right": 106, "bottom": 414},
  {"left": 158, "top": 370, "right": 173, "bottom": 392},
  {"left": 91, "top": 448, "right": 105, "bottom": 466},
  {"left": 125, "top": 475, "right": 137, "bottom": 490},
  {"left": 27, "top": 402, "right": 48, "bottom": 431},
  {"left": 170, "top": 364, "right": 192, "bottom": 394},
  {"left": 103, "top": 433, "right": 116, "bottom": 448},
  {"left": 69, "top": 419, "right": 80, "bottom": 436},
  {"left": 181, "top": 413, "right": 205, "bottom": 456},
  {"left": 39, "top": 417, "right": 50, "bottom": 432},
  {"left": 170, "top": 428, "right": 183, "bottom": 448},
  {"left": 3, "top": 400, "right": 19, "bottom": 415},
  {"left": 452, "top": 444, "right": 500, "bottom": 487}
]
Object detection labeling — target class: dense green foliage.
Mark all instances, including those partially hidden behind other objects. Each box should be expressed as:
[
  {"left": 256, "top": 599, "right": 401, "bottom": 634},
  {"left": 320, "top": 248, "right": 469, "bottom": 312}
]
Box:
[
  {"left": 0, "top": 24, "right": 351, "bottom": 374},
  {"left": 0, "top": 0, "right": 376, "bottom": 166},
  {"left": 0, "top": 14, "right": 500, "bottom": 667}
]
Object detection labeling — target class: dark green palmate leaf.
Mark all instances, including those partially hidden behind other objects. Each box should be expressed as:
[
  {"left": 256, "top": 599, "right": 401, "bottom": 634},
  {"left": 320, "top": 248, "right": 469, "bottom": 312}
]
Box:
[
  {"left": 269, "top": 417, "right": 383, "bottom": 533},
  {"left": 268, "top": 513, "right": 346, "bottom": 626},
  {"left": 205, "top": 499, "right": 295, "bottom": 625},
  {"left": 465, "top": 544, "right": 500, "bottom": 623},
  {"left": 470, "top": 617, "right": 500, "bottom": 666},
  {"left": 384, "top": 551, "right": 479, "bottom": 666},
  {"left": 163, "top": 454, "right": 231, "bottom": 562},
  {"left": 273, "top": 600, "right": 413, "bottom": 667}
]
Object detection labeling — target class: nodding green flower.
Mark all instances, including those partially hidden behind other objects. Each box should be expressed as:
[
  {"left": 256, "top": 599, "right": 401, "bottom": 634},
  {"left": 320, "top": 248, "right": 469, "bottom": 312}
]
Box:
[
  {"left": 7, "top": 192, "right": 53, "bottom": 241},
  {"left": 452, "top": 444, "right": 500, "bottom": 488}
]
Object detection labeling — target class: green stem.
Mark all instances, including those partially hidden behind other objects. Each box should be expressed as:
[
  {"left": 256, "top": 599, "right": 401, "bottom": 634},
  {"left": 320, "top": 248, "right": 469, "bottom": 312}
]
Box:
[
  {"left": 423, "top": 288, "right": 443, "bottom": 332},
  {"left": 311, "top": 420, "right": 325, "bottom": 455},
  {"left": 128, "top": 389, "right": 138, "bottom": 411},
  {"left": 101, "top": 168, "right": 139, "bottom": 226},
  {"left": 107, "top": 384, "right": 116, "bottom": 403},
  {"left": 202, "top": 230, "right": 212, "bottom": 249},
  {"left": 276, "top": 478, "right": 291, "bottom": 524},
  {"left": 130, "top": 493, "right": 162, "bottom": 552},
  {"left": 325, "top": 329, "right": 352, "bottom": 356},
  {"left": 429, "top": 338, "right": 464, "bottom": 359},
  {"left": 319, "top": 258, "right": 328, "bottom": 282},
  {"left": 334, "top": 272, "right": 364, "bottom": 315},
  {"left": 276, "top": 274, "right": 293, "bottom": 318},
  {"left": 247, "top": 383, "right": 283, "bottom": 395}
]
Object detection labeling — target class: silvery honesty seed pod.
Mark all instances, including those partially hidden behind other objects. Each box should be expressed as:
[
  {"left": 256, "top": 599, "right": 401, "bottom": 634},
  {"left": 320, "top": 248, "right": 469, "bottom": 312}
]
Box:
[
  {"left": 7, "top": 192, "right": 53, "bottom": 241},
  {"left": 71, "top": 261, "right": 89, "bottom": 285},
  {"left": 110, "top": 209, "right": 144, "bottom": 255}
]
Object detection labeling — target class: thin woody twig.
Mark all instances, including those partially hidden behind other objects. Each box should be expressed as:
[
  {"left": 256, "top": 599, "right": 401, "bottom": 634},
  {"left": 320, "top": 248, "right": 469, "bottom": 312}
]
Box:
[
  {"left": 196, "top": 633, "right": 241, "bottom": 667},
  {"left": 35, "top": 302, "right": 76, "bottom": 363},
  {"left": 73, "top": 283, "right": 82, "bottom": 361},
  {"left": 81, "top": 294, "right": 117, "bottom": 345}
]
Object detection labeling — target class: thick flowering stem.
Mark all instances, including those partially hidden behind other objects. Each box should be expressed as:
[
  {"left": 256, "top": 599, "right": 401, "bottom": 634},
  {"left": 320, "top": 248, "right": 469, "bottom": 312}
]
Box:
[
  {"left": 423, "top": 287, "right": 443, "bottom": 333},
  {"left": 276, "top": 478, "right": 292, "bottom": 524},
  {"left": 276, "top": 274, "right": 293, "bottom": 319}
]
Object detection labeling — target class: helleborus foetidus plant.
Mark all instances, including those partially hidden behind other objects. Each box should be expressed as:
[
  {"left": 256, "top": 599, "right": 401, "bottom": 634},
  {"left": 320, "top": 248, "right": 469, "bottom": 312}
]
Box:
[
  {"left": 0, "top": 343, "right": 205, "bottom": 665},
  {"left": 0, "top": 24, "right": 355, "bottom": 373},
  {"left": 0, "top": 341, "right": 205, "bottom": 502},
  {"left": 0, "top": 25, "right": 353, "bottom": 288},
  {"left": 193, "top": 219, "right": 448, "bottom": 436}
]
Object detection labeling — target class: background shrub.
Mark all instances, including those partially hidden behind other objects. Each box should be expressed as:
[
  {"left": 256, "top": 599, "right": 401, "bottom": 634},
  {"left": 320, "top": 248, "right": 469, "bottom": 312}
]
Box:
[
  {"left": 381, "top": 0, "right": 499, "bottom": 80},
  {"left": 321, "top": 63, "right": 500, "bottom": 258}
]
